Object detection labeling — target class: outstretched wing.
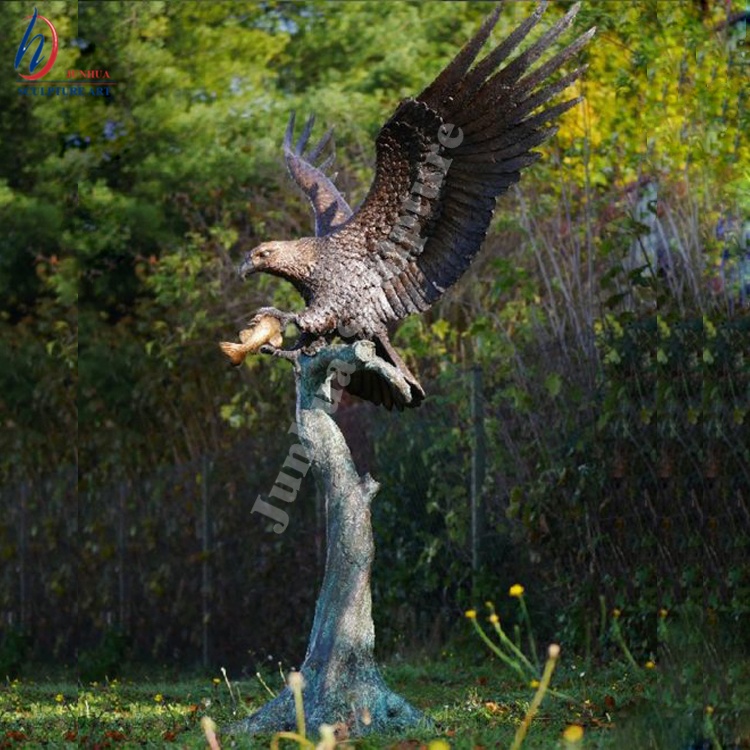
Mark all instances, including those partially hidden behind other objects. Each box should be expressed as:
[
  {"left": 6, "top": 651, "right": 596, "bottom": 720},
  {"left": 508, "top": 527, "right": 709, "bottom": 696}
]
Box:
[
  {"left": 284, "top": 112, "right": 352, "bottom": 236},
  {"left": 330, "top": 1, "right": 594, "bottom": 320}
]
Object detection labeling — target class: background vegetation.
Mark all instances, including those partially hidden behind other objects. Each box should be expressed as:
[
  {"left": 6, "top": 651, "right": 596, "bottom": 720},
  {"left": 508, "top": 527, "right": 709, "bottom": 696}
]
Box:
[{"left": 0, "top": 0, "right": 747, "bottom": 746}]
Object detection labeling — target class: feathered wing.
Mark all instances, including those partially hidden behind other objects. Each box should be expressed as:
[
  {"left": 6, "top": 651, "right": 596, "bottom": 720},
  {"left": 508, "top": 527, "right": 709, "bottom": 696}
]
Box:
[
  {"left": 331, "top": 1, "right": 594, "bottom": 322},
  {"left": 284, "top": 112, "right": 352, "bottom": 236}
]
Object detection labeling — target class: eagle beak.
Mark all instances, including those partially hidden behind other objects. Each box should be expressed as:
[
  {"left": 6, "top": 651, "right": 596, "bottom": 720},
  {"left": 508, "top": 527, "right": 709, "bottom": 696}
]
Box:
[{"left": 238, "top": 254, "right": 257, "bottom": 279}]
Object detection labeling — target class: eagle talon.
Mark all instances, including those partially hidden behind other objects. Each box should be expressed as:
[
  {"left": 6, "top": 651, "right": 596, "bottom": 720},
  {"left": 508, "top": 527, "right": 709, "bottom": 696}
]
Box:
[
  {"left": 253, "top": 307, "right": 296, "bottom": 330},
  {"left": 260, "top": 344, "right": 300, "bottom": 362},
  {"left": 301, "top": 337, "right": 328, "bottom": 357}
]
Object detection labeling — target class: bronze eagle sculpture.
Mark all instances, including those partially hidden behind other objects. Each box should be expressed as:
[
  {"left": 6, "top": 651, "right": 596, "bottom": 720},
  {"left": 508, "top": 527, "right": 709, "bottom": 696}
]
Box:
[{"left": 237, "top": 2, "right": 594, "bottom": 409}]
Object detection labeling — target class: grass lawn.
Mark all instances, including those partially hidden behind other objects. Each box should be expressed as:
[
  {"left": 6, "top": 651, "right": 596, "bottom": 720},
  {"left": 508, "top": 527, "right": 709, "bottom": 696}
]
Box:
[{"left": 2, "top": 649, "right": 745, "bottom": 749}]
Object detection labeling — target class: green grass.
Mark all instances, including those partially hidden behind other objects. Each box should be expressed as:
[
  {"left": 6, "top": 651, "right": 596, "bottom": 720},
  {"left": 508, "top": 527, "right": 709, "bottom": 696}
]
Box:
[{"left": 3, "top": 651, "right": 739, "bottom": 749}]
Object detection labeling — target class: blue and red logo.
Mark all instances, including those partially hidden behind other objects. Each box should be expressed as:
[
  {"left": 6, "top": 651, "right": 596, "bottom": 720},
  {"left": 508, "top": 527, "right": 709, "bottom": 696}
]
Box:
[{"left": 15, "top": 7, "right": 58, "bottom": 81}]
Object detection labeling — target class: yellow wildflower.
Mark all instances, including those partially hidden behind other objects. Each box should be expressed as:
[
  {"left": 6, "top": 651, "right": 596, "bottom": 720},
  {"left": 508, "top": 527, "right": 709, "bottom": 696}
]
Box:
[
  {"left": 705, "top": 705, "right": 714, "bottom": 715},
  {"left": 465, "top": 609, "right": 477, "bottom": 619},
  {"left": 645, "top": 660, "right": 656, "bottom": 669},
  {"left": 212, "top": 677, "right": 221, "bottom": 685},
  {"left": 509, "top": 584, "right": 525, "bottom": 598},
  {"left": 55, "top": 693, "right": 64, "bottom": 703},
  {"left": 563, "top": 724, "right": 585, "bottom": 742},
  {"left": 658, "top": 608, "right": 668, "bottom": 619},
  {"left": 154, "top": 693, "right": 163, "bottom": 703},
  {"left": 612, "top": 608, "right": 621, "bottom": 619},
  {"left": 488, "top": 613, "right": 499, "bottom": 625},
  {"left": 428, "top": 741, "right": 451, "bottom": 750},
  {"left": 529, "top": 679, "right": 540, "bottom": 688}
]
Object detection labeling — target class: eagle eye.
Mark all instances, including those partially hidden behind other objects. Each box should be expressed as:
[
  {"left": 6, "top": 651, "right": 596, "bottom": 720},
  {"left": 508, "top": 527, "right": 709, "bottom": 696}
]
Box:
[{"left": 258, "top": 249, "right": 271, "bottom": 259}]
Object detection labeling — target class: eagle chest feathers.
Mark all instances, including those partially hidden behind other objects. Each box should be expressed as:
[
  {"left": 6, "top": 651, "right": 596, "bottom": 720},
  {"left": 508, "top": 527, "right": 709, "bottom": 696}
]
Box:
[
  {"left": 310, "top": 247, "right": 385, "bottom": 337},
  {"left": 237, "top": 2, "right": 595, "bottom": 409}
]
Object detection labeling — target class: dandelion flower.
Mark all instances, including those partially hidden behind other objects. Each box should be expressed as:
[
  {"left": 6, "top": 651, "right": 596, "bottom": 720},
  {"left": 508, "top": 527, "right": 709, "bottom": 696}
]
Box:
[
  {"left": 154, "top": 693, "right": 164, "bottom": 703},
  {"left": 509, "top": 584, "right": 525, "bottom": 598},
  {"left": 55, "top": 693, "right": 64, "bottom": 703},
  {"left": 488, "top": 613, "right": 499, "bottom": 624},
  {"left": 658, "top": 608, "right": 668, "bottom": 619},
  {"left": 465, "top": 609, "right": 477, "bottom": 619},
  {"left": 705, "top": 705, "right": 714, "bottom": 715},
  {"left": 529, "top": 679, "right": 540, "bottom": 688},
  {"left": 612, "top": 608, "right": 621, "bottom": 619},
  {"left": 428, "top": 741, "right": 451, "bottom": 750},
  {"left": 645, "top": 660, "right": 656, "bottom": 669},
  {"left": 212, "top": 677, "right": 221, "bottom": 685},
  {"left": 563, "top": 724, "right": 584, "bottom": 742}
]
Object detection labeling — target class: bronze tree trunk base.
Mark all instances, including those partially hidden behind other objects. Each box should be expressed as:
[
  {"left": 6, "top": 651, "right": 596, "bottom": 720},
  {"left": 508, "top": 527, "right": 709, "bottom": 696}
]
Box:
[{"left": 231, "top": 342, "right": 428, "bottom": 738}]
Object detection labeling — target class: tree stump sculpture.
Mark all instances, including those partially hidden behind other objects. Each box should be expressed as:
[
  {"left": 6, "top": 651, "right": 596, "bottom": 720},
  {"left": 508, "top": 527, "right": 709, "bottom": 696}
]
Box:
[{"left": 231, "top": 341, "right": 426, "bottom": 737}]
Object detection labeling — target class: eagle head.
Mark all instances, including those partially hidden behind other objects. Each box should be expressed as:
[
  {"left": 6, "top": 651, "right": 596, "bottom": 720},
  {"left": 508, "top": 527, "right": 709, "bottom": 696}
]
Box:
[
  {"left": 238, "top": 241, "right": 288, "bottom": 278},
  {"left": 238, "top": 238, "right": 319, "bottom": 285}
]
